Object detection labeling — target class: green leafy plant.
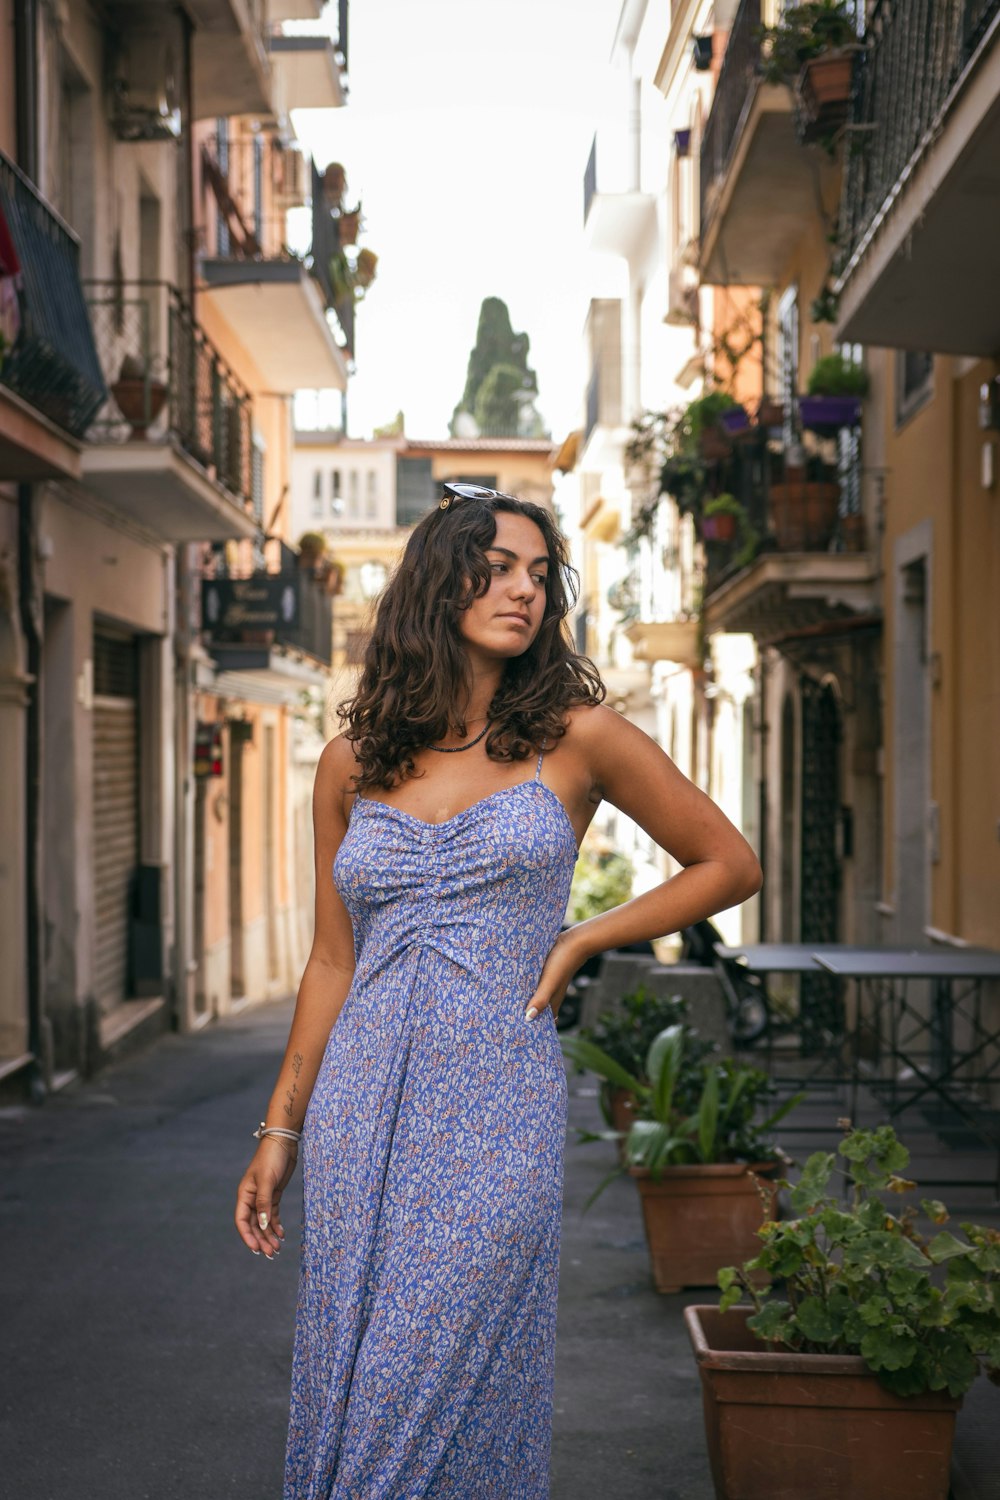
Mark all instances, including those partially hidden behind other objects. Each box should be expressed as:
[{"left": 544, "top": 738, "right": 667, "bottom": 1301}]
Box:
[
  {"left": 806, "top": 351, "right": 869, "bottom": 397},
  {"left": 564, "top": 1014, "right": 801, "bottom": 1204},
  {"left": 564, "top": 987, "right": 712, "bottom": 1123},
  {"left": 567, "top": 848, "right": 634, "bottom": 923},
  {"left": 718, "top": 1125, "right": 1000, "bottom": 1398},
  {"left": 703, "top": 494, "right": 761, "bottom": 569},
  {"left": 626, "top": 1028, "right": 800, "bottom": 1174},
  {"left": 758, "top": 0, "right": 859, "bottom": 85},
  {"left": 680, "top": 390, "right": 740, "bottom": 447},
  {"left": 810, "top": 283, "right": 840, "bottom": 324}
]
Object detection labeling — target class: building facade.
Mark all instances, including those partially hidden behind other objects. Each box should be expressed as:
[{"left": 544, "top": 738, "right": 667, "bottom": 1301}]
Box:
[{"left": 0, "top": 0, "right": 354, "bottom": 1097}]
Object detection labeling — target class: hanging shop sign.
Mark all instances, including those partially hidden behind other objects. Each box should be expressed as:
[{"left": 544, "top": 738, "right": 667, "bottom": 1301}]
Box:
[{"left": 202, "top": 574, "right": 298, "bottom": 632}]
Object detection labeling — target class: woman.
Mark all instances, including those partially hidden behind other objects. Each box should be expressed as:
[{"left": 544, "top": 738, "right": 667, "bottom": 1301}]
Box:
[{"left": 235, "top": 484, "right": 761, "bottom": 1498}]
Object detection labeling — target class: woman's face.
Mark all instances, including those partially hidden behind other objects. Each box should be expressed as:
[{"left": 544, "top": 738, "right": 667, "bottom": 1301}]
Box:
[{"left": 457, "top": 510, "right": 550, "bottom": 660}]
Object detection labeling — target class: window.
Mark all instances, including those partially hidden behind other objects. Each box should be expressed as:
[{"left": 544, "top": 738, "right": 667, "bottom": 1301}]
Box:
[
  {"left": 216, "top": 118, "right": 230, "bottom": 256},
  {"left": 312, "top": 469, "right": 323, "bottom": 517},
  {"left": 359, "top": 559, "right": 387, "bottom": 599},
  {"left": 395, "top": 457, "right": 435, "bottom": 525},
  {"left": 777, "top": 285, "right": 799, "bottom": 450},
  {"left": 365, "top": 470, "right": 378, "bottom": 517},
  {"left": 896, "top": 351, "right": 934, "bottom": 427},
  {"left": 347, "top": 469, "right": 360, "bottom": 518}
]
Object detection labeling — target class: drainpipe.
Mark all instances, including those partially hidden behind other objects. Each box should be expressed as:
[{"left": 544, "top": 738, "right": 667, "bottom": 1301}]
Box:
[{"left": 15, "top": 0, "right": 45, "bottom": 1094}]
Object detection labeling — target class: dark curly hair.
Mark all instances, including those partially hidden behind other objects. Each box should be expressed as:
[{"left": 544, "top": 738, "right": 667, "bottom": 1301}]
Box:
[{"left": 339, "top": 492, "right": 605, "bottom": 789}]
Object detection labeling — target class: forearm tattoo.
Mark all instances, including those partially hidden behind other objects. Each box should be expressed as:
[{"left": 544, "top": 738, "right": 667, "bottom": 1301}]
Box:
[{"left": 284, "top": 1051, "right": 304, "bottom": 1119}]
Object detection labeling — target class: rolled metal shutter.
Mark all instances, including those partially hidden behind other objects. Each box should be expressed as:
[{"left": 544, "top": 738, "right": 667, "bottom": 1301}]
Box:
[{"left": 92, "top": 631, "right": 139, "bottom": 1013}]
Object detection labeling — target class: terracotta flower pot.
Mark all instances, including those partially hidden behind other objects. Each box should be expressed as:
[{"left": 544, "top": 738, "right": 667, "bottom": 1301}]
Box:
[
  {"left": 629, "top": 1163, "right": 777, "bottom": 1294},
  {"left": 769, "top": 480, "right": 840, "bottom": 550},
  {"left": 699, "top": 427, "right": 731, "bottom": 463},
  {"left": 755, "top": 398, "right": 784, "bottom": 429},
  {"left": 839, "top": 511, "right": 866, "bottom": 552},
  {"left": 700, "top": 513, "right": 738, "bottom": 544},
  {"left": 110, "top": 376, "right": 168, "bottom": 439},
  {"left": 684, "top": 1304, "right": 961, "bottom": 1500}
]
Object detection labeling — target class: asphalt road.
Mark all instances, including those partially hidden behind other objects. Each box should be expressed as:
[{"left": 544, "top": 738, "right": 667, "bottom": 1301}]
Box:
[{"left": 1, "top": 998, "right": 713, "bottom": 1500}]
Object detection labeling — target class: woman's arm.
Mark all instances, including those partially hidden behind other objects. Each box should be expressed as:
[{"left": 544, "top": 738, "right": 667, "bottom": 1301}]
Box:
[
  {"left": 526, "top": 705, "right": 762, "bottom": 1020},
  {"left": 234, "top": 735, "right": 358, "bottom": 1258}
]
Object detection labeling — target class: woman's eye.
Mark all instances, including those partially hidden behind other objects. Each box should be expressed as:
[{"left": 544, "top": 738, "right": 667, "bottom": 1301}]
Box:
[
  {"left": 532, "top": 574, "right": 548, "bottom": 587},
  {"left": 490, "top": 563, "right": 507, "bottom": 574}
]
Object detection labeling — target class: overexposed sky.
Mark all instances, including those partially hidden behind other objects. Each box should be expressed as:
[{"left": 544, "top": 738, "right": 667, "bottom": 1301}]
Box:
[{"left": 291, "top": 0, "right": 623, "bottom": 441}]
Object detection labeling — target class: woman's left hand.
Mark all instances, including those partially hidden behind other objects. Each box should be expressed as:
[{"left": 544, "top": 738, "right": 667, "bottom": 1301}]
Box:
[{"left": 524, "top": 930, "right": 586, "bottom": 1023}]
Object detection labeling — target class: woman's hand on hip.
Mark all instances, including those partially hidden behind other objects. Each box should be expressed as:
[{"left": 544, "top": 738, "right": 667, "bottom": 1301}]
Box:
[
  {"left": 235, "top": 1139, "right": 298, "bottom": 1259},
  {"left": 523, "top": 929, "right": 586, "bottom": 1023}
]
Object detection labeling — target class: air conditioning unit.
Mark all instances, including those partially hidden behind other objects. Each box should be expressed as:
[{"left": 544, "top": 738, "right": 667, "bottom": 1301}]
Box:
[
  {"left": 666, "top": 266, "right": 699, "bottom": 327},
  {"left": 108, "top": 11, "right": 183, "bottom": 142}
]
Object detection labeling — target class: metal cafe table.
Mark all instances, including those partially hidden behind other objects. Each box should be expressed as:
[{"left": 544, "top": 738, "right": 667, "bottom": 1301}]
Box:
[{"left": 718, "top": 943, "right": 1000, "bottom": 1192}]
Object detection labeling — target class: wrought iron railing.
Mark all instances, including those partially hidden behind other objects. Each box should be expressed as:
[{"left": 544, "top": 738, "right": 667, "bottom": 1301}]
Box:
[
  {"left": 838, "top": 0, "right": 1000, "bottom": 274},
  {"left": 85, "top": 280, "right": 253, "bottom": 503},
  {"left": 700, "top": 0, "right": 762, "bottom": 244},
  {"left": 204, "top": 539, "right": 333, "bottom": 667},
  {"left": 0, "top": 150, "right": 106, "bottom": 436},
  {"left": 700, "top": 434, "right": 864, "bottom": 596}
]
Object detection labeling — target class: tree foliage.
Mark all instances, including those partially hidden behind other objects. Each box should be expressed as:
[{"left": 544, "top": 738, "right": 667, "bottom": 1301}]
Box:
[{"left": 450, "top": 297, "right": 545, "bottom": 438}]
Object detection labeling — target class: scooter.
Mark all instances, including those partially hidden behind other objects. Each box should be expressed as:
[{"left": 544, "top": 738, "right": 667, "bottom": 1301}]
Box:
[{"left": 680, "top": 918, "right": 770, "bottom": 1046}]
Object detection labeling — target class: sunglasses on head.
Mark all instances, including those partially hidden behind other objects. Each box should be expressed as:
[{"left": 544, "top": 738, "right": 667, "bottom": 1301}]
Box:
[{"left": 439, "top": 482, "right": 516, "bottom": 510}]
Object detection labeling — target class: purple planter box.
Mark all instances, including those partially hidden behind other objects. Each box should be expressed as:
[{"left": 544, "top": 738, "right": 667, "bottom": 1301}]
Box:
[
  {"left": 799, "top": 394, "right": 862, "bottom": 433},
  {"left": 719, "top": 405, "right": 750, "bottom": 435}
]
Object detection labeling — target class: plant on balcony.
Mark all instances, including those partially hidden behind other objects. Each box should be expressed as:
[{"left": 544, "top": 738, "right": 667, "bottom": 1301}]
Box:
[
  {"left": 297, "top": 531, "right": 327, "bottom": 566},
  {"left": 759, "top": 1, "right": 860, "bottom": 149},
  {"left": 702, "top": 495, "right": 761, "bottom": 570},
  {"left": 682, "top": 389, "right": 743, "bottom": 461},
  {"left": 800, "top": 351, "right": 868, "bottom": 433},
  {"left": 110, "top": 353, "right": 168, "bottom": 439}
]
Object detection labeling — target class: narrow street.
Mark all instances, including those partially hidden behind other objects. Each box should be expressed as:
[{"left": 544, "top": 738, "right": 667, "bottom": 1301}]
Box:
[{"left": 1, "top": 1001, "right": 711, "bottom": 1500}]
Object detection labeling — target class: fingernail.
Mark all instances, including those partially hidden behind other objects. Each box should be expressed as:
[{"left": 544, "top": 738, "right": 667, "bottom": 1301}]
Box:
[
  {"left": 258, "top": 1212, "right": 269, "bottom": 1230},
  {"left": 252, "top": 1250, "right": 260, "bottom": 1256},
  {"left": 524, "top": 1007, "right": 538, "bottom": 1021}
]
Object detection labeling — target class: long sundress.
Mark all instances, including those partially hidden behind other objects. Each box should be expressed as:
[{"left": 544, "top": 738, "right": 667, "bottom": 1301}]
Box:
[{"left": 285, "top": 751, "right": 576, "bottom": 1499}]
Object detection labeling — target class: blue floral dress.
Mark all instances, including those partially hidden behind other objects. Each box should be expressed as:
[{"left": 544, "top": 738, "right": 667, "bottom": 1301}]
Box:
[{"left": 285, "top": 752, "right": 576, "bottom": 1498}]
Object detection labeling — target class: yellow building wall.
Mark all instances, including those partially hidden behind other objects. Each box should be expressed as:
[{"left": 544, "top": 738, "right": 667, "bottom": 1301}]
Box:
[{"left": 422, "top": 450, "right": 555, "bottom": 508}]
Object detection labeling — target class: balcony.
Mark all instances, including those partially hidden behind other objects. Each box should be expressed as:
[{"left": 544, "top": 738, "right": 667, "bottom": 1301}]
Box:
[
  {"left": 199, "top": 140, "right": 349, "bottom": 392},
  {"left": 0, "top": 151, "right": 105, "bottom": 480},
  {"left": 188, "top": 0, "right": 271, "bottom": 119},
  {"left": 202, "top": 541, "right": 333, "bottom": 693},
  {"left": 268, "top": 34, "right": 345, "bottom": 112},
  {"left": 699, "top": 434, "right": 877, "bottom": 639},
  {"left": 623, "top": 617, "right": 701, "bottom": 669},
  {"left": 583, "top": 135, "right": 656, "bottom": 259},
  {"left": 699, "top": 0, "right": 827, "bottom": 286},
  {"left": 83, "top": 281, "right": 257, "bottom": 543},
  {"left": 835, "top": 0, "right": 1000, "bottom": 353}
]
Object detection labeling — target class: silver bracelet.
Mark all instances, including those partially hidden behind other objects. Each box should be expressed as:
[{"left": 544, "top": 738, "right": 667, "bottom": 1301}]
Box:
[{"left": 253, "top": 1121, "right": 302, "bottom": 1146}]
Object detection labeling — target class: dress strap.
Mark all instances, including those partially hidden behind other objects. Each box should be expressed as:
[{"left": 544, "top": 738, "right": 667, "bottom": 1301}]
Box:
[{"left": 534, "top": 742, "right": 546, "bottom": 780}]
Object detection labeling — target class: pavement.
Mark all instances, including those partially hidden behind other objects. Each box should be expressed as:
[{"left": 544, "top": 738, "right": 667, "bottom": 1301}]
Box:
[
  {"left": 0, "top": 998, "right": 710, "bottom": 1500},
  {"left": 3, "top": 998, "right": 996, "bottom": 1500}
]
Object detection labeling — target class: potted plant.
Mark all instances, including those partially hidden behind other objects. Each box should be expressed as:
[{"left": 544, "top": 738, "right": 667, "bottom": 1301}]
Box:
[
  {"left": 700, "top": 493, "right": 743, "bottom": 544},
  {"left": 297, "top": 531, "right": 328, "bottom": 568},
  {"left": 755, "top": 395, "right": 784, "bottom": 429},
  {"left": 759, "top": 1, "right": 860, "bottom": 144},
  {"left": 682, "top": 390, "right": 742, "bottom": 462},
  {"left": 110, "top": 353, "right": 168, "bottom": 439},
  {"left": 686, "top": 1125, "right": 1000, "bottom": 1500},
  {"left": 563, "top": 987, "right": 706, "bottom": 1144},
  {"left": 799, "top": 351, "right": 868, "bottom": 433},
  {"left": 565, "top": 1018, "right": 801, "bottom": 1291}
]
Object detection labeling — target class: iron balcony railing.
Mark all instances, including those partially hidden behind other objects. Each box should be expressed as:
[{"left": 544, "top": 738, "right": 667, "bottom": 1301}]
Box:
[
  {"left": 85, "top": 280, "right": 253, "bottom": 504},
  {"left": 700, "top": 433, "right": 864, "bottom": 598},
  {"left": 204, "top": 540, "right": 333, "bottom": 667},
  {"left": 838, "top": 0, "right": 1000, "bottom": 273},
  {"left": 700, "top": 0, "right": 762, "bottom": 245},
  {"left": 0, "top": 149, "right": 106, "bottom": 436}
]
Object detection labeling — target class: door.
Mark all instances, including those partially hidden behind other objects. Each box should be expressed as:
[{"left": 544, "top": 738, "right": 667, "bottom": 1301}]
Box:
[{"left": 92, "top": 628, "right": 140, "bottom": 1014}]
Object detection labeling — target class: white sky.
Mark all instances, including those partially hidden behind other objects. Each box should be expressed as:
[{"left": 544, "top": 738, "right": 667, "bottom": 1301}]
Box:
[{"left": 291, "top": 0, "right": 623, "bottom": 441}]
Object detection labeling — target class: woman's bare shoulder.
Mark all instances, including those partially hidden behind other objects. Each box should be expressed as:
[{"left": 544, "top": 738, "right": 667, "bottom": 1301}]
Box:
[{"left": 315, "top": 734, "right": 361, "bottom": 810}]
